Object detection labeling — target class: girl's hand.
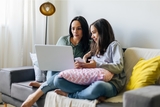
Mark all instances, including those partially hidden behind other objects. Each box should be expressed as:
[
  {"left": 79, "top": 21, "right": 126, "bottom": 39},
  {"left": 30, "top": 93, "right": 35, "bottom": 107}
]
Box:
[
  {"left": 74, "top": 59, "right": 96, "bottom": 68},
  {"left": 88, "top": 59, "right": 96, "bottom": 68},
  {"left": 74, "top": 61, "right": 85, "bottom": 69},
  {"left": 83, "top": 51, "right": 91, "bottom": 63}
]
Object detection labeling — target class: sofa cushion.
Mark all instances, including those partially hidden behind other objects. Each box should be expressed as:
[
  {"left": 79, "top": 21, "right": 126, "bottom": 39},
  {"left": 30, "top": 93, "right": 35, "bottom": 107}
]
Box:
[
  {"left": 11, "top": 81, "right": 37, "bottom": 101},
  {"left": 11, "top": 81, "right": 46, "bottom": 107},
  {"left": 126, "top": 56, "right": 160, "bottom": 90},
  {"left": 124, "top": 47, "right": 160, "bottom": 86}
]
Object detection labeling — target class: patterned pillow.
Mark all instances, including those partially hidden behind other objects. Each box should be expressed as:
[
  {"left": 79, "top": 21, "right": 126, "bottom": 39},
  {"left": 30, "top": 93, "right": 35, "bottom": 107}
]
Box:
[{"left": 58, "top": 68, "right": 114, "bottom": 85}]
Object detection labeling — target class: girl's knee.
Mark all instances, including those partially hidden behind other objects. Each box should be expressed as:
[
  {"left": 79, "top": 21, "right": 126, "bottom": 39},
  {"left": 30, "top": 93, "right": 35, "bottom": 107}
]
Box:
[
  {"left": 93, "top": 81, "right": 106, "bottom": 88},
  {"left": 91, "top": 81, "right": 111, "bottom": 93},
  {"left": 89, "top": 81, "right": 105, "bottom": 93}
]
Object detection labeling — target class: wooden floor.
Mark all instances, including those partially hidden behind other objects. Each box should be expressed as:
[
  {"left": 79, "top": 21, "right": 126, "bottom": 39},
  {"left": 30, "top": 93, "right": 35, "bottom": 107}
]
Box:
[{"left": 0, "top": 104, "right": 15, "bottom": 107}]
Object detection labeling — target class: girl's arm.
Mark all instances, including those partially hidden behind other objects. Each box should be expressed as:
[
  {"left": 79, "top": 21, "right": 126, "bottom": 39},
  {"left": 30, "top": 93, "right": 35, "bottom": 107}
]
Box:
[
  {"left": 75, "top": 59, "right": 96, "bottom": 69},
  {"left": 96, "top": 41, "right": 124, "bottom": 74},
  {"left": 83, "top": 51, "right": 91, "bottom": 63}
]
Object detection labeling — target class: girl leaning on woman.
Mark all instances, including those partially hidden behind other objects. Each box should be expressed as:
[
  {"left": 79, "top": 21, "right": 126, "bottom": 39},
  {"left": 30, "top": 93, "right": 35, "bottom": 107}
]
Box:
[{"left": 21, "top": 18, "right": 126, "bottom": 107}]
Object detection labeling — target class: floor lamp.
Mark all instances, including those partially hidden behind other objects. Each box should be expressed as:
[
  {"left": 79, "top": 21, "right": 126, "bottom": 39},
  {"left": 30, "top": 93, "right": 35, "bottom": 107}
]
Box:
[{"left": 40, "top": 2, "right": 56, "bottom": 45}]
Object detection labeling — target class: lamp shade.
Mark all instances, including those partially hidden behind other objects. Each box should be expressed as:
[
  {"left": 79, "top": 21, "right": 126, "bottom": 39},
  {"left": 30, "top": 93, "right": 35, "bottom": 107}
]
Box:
[{"left": 40, "top": 2, "right": 56, "bottom": 16}]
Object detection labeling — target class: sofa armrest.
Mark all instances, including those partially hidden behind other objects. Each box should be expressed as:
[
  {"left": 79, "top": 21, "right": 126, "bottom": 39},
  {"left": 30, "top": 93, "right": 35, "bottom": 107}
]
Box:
[
  {"left": 123, "top": 85, "right": 160, "bottom": 107},
  {"left": 0, "top": 66, "right": 35, "bottom": 96}
]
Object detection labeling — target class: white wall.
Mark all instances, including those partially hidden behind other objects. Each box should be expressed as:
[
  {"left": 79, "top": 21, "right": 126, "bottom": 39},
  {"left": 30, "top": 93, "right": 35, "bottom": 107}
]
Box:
[{"left": 49, "top": 0, "right": 160, "bottom": 49}]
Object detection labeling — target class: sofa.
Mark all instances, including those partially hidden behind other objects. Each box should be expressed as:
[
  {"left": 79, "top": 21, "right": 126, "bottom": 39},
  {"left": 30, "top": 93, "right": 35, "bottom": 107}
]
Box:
[
  {"left": 0, "top": 93, "right": 2, "bottom": 104},
  {"left": 0, "top": 47, "right": 160, "bottom": 107}
]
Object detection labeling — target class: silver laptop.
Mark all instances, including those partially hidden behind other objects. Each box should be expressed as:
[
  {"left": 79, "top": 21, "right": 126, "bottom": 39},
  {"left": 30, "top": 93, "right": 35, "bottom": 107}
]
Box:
[{"left": 35, "top": 44, "right": 75, "bottom": 71}]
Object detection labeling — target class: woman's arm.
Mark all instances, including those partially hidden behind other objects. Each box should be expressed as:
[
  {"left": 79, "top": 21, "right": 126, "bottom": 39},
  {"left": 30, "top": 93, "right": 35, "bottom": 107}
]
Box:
[{"left": 56, "top": 35, "right": 68, "bottom": 46}]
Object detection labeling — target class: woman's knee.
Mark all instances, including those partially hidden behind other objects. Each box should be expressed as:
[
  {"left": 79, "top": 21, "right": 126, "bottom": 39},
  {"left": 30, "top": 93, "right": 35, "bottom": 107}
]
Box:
[
  {"left": 53, "top": 75, "right": 63, "bottom": 87},
  {"left": 46, "top": 71, "right": 59, "bottom": 81}
]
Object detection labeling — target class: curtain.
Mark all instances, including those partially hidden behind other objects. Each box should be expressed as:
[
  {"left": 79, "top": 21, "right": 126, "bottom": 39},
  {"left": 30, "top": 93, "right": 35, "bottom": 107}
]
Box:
[{"left": 0, "top": 0, "right": 46, "bottom": 68}]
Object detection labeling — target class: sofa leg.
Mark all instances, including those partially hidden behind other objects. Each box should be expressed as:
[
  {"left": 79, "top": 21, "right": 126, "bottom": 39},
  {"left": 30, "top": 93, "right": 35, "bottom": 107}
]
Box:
[{"left": 4, "top": 103, "right": 7, "bottom": 107}]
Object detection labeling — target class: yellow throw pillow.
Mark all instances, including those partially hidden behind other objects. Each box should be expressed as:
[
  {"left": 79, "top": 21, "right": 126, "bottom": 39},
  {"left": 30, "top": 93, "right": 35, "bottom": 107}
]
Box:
[{"left": 126, "top": 56, "right": 160, "bottom": 90}]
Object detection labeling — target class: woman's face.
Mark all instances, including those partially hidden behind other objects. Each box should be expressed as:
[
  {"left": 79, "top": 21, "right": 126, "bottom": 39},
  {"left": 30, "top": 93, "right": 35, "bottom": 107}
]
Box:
[
  {"left": 90, "top": 25, "right": 99, "bottom": 43},
  {"left": 71, "top": 20, "right": 83, "bottom": 39}
]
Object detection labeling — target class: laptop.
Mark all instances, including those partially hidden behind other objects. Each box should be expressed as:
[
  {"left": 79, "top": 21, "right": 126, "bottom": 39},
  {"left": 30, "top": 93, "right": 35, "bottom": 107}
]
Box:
[{"left": 35, "top": 44, "right": 75, "bottom": 71}]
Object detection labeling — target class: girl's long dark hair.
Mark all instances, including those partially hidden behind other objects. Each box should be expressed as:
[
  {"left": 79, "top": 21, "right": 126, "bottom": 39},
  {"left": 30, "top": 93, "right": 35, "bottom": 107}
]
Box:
[
  {"left": 69, "top": 16, "right": 90, "bottom": 53},
  {"left": 90, "top": 18, "right": 115, "bottom": 56}
]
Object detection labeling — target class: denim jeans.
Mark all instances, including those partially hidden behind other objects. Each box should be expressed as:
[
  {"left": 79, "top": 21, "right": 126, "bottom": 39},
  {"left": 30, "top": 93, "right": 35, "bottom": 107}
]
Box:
[
  {"left": 46, "top": 70, "right": 59, "bottom": 81},
  {"left": 40, "top": 71, "right": 59, "bottom": 93},
  {"left": 54, "top": 75, "right": 117, "bottom": 100}
]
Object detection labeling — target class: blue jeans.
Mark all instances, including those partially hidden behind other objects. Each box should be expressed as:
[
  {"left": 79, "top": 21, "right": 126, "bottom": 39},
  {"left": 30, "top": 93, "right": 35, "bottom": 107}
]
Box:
[
  {"left": 54, "top": 75, "right": 117, "bottom": 100},
  {"left": 46, "top": 70, "right": 59, "bottom": 81},
  {"left": 40, "top": 71, "right": 59, "bottom": 94}
]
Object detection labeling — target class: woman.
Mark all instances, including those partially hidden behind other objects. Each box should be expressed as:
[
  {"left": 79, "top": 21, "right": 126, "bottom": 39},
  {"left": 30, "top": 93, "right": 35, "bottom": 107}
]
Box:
[
  {"left": 21, "top": 16, "right": 90, "bottom": 107},
  {"left": 29, "top": 16, "right": 90, "bottom": 88},
  {"left": 54, "top": 18, "right": 126, "bottom": 101},
  {"left": 45, "top": 15, "right": 90, "bottom": 80}
]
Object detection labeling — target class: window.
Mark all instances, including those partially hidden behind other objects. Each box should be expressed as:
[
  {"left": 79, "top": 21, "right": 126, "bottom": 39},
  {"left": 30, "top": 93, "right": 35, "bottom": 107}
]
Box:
[{"left": 0, "top": 1, "right": 6, "bottom": 25}]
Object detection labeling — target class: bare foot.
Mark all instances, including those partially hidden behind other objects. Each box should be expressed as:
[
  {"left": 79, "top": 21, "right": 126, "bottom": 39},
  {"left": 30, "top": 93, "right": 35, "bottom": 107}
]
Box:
[
  {"left": 21, "top": 88, "right": 44, "bottom": 107},
  {"left": 97, "top": 96, "right": 106, "bottom": 103},
  {"left": 29, "top": 81, "right": 41, "bottom": 87},
  {"left": 21, "top": 94, "right": 35, "bottom": 107},
  {"left": 54, "top": 89, "right": 68, "bottom": 97}
]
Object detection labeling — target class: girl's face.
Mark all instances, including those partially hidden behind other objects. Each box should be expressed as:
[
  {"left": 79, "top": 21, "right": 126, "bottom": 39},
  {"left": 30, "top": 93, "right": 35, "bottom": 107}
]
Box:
[
  {"left": 90, "top": 25, "right": 99, "bottom": 43},
  {"left": 71, "top": 20, "right": 83, "bottom": 39}
]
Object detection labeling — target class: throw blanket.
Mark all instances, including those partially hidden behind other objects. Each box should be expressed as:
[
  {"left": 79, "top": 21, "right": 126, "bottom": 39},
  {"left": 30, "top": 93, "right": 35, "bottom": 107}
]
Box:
[
  {"left": 44, "top": 91, "right": 124, "bottom": 107},
  {"left": 44, "top": 91, "right": 98, "bottom": 107}
]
